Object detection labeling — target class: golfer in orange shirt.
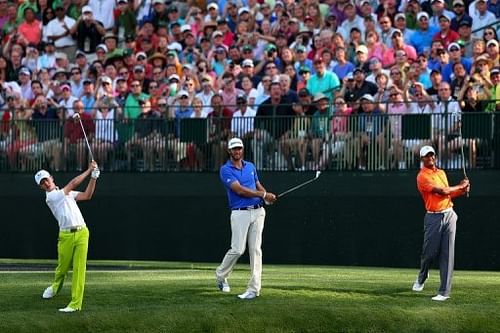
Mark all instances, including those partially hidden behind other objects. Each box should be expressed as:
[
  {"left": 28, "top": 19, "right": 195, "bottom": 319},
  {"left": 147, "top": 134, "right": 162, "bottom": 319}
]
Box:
[{"left": 412, "top": 146, "right": 470, "bottom": 301}]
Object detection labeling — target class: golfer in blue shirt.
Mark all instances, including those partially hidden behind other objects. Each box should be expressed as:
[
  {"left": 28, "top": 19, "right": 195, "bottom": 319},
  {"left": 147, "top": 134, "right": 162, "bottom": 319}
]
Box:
[{"left": 216, "top": 137, "right": 277, "bottom": 300}]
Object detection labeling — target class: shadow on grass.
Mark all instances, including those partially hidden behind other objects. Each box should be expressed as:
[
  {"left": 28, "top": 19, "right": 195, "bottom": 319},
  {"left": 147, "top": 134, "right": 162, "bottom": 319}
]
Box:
[{"left": 271, "top": 285, "right": 415, "bottom": 298}]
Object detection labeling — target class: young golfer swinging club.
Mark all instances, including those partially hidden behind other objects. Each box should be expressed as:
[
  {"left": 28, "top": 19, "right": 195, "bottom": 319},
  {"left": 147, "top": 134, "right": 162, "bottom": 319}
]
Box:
[{"left": 35, "top": 160, "right": 100, "bottom": 312}]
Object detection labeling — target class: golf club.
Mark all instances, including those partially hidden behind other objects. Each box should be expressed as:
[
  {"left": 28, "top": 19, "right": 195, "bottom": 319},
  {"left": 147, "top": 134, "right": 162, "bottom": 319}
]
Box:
[
  {"left": 277, "top": 171, "right": 321, "bottom": 198},
  {"left": 458, "top": 119, "right": 469, "bottom": 197},
  {"left": 73, "top": 113, "right": 94, "bottom": 162}
]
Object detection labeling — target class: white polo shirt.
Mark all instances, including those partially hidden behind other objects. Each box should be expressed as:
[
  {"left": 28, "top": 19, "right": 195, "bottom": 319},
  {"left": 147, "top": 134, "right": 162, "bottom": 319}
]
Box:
[
  {"left": 46, "top": 17, "right": 76, "bottom": 48},
  {"left": 46, "top": 189, "right": 86, "bottom": 230}
]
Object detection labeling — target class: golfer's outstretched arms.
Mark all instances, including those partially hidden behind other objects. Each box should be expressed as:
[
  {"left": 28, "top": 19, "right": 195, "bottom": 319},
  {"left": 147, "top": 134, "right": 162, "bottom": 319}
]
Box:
[{"left": 64, "top": 161, "right": 98, "bottom": 196}]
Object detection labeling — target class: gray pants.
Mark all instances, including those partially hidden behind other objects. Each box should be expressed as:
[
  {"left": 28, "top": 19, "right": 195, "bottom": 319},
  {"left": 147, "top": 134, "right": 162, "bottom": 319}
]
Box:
[
  {"left": 216, "top": 207, "right": 266, "bottom": 294},
  {"left": 418, "top": 209, "right": 457, "bottom": 297}
]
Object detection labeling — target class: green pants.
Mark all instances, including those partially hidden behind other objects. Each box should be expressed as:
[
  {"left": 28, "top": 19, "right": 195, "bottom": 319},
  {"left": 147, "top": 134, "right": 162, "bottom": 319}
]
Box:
[{"left": 52, "top": 227, "right": 89, "bottom": 310}]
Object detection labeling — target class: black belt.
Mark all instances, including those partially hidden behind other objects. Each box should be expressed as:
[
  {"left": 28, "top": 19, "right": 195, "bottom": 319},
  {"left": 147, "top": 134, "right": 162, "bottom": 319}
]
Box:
[{"left": 233, "top": 204, "right": 263, "bottom": 211}]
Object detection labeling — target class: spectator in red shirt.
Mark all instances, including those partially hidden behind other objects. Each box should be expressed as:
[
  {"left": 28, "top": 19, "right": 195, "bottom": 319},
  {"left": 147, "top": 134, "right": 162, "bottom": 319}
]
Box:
[{"left": 432, "top": 13, "right": 459, "bottom": 50}]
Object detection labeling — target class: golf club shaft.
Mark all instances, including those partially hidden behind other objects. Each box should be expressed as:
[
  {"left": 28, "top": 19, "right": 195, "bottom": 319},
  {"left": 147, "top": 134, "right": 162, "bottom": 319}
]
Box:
[
  {"left": 459, "top": 120, "right": 469, "bottom": 197},
  {"left": 278, "top": 177, "right": 318, "bottom": 198},
  {"left": 77, "top": 117, "right": 94, "bottom": 161}
]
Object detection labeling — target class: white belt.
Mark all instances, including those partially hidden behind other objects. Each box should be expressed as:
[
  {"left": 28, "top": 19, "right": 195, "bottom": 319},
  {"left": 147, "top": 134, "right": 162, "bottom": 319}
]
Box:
[
  {"left": 427, "top": 208, "right": 453, "bottom": 214},
  {"left": 60, "top": 225, "right": 86, "bottom": 232}
]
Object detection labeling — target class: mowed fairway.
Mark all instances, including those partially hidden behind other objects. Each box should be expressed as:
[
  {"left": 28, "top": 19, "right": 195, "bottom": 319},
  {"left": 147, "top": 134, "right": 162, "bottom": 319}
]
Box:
[{"left": 0, "top": 260, "right": 499, "bottom": 333}]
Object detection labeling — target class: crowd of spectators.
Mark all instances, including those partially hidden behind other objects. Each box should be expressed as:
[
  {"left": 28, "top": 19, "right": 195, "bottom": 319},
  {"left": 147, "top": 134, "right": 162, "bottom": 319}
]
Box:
[{"left": 0, "top": 0, "right": 499, "bottom": 172}]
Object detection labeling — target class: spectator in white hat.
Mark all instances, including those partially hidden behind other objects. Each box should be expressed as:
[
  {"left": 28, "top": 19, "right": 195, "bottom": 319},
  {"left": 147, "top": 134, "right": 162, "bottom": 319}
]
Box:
[
  {"left": 432, "top": 12, "right": 460, "bottom": 50},
  {"left": 441, "top": 42, "right": 472, "bottom": 83},
  {"left": 410, "top": 12, "right": 439, "bottom": 55},
  {"left": 470, "top": 0, "right": 496, "bottom": 39},
  {"left": 394, "top": 12, "right": 415, "bottom": 45},
  {"left": 429, "top": 0, "right": 455, "bottom": 28},
  {"left": 69, "top": 5, "right": 106, "bottom": 64}
]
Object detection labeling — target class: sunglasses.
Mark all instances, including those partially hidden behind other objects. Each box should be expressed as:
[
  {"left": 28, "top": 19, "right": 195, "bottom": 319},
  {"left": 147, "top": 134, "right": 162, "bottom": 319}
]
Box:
[
  {"left": 449, "top": 48, "right": 460, "bottom": 52},
  {"left": 390, "top": 93, "right": 398, "bottom": 97},
  {"left": 180, "top": 96, "right": 188, "bottom": 99},
  {"left": 266, "top": 66, "right": 276, "bottom": 70},
  {"left": 485, "top": 31, "right": 494, "bottom": 35},
  {"left": 137, "top": 56, "right": 146, "bottom": 60}
]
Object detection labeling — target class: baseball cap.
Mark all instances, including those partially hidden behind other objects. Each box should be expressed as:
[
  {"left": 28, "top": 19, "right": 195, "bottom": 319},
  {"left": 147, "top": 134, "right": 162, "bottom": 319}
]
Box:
[
  {"left": 228, "top": 137, "right": 244, "bottom": 149},
  {"left": 458, "top": 17, "right": 472, "bottom": 27},
  {"left": 178, "top": 90, "right": 189, "bottom": 98},
  {"left": 60, "top": 83, "right": 71, "bottom": 91},
  {"left": 55, "top": 52, "right": 68, "bottom": 60},
  {"left": 391, "top": 29, "right": 403, "bottom": 38},
  {"left": 395, "top": 13, "right": 406, "bottom": 21},
  {"left": 417, "top": 12, "right": 429, "bottom": 21},
  {"left": 96, "top": 44, "right": 108, "bottom": 52},
  {"left": 181, "top": 24, "right": 192, "bottom": 33},
  {"left": 487, "top": 39, "right": 499, "bottom": 48},
  {"left": 34, "top": 170, "right": 51, "bottom": 185},
  {"left": 447, "top": 42, "right": 461, "bottom": 51},
  {"left": 82, "top": 5, "right": 92, "bottom": 14},
  {"left": 490, "top": 67, "right": 499, "bottom": 75},
  {"left": 19, "top": 67, "right": 31, "bottom": 76},
  {"left": 134, "top": 65, "right": 145, "bottom": 72},
  {"left": 153, "top": 0, "right": 164, "bottom": 4},
  {"left": 420, "top": 145, "right": 436, "bottom": 157},
  {"left": 83, "top": 78, "right": 93, "bottom": 84},
  {"left": 75, "top": 50, "right": 86, "bottom": 58},
  {"left": 212, "top": 30, "right": 223, "bottom": 38},
  {"left": 168, "top": 74, "right": 180, "bottom": 81},
  {"left": 238, "top": 7, "right": 249, "bottom": 15},
  {"left": 242, "top": 59, "right": 254, "bottom": 67},
  {"left": 296, "top": 45, "right": 306, "bottom": 53},
  {"left": 135, "top": 51, "right": 147, "bottom": 60},
  {"left": 439, "top": 12, "right": 452, "bottom": 21},
  {"left": 207, "top": 2, "right": 218, "bottom": 10},
  {"left": 453, "top": 0, "right": 465, "bottom": 5},
  {"left": 356, "top": 45, "right": 368, "bottom": 54},
  {"left": 101, "top": 76, "right": 112, "bottom": 84},
  {"left": 265, "top": 44, "right": 277, "bottom": 52},
  {"left": 360, "top": 94, "right": 374, "bottom": 102},
  {"left": 299, "top": 65, "right": 310, "bottom": 74},
  {"left": 298, "top": 88, "right": 310, "bottom": 97},
  {"left": 313, "top": 93, "right": 328, "bottom": 102}
]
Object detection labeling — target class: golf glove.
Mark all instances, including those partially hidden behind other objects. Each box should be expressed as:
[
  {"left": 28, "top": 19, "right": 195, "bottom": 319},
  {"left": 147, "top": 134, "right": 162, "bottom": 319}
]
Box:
[{"left": 91, "top": 168, "right": 100, "bottom": 179}]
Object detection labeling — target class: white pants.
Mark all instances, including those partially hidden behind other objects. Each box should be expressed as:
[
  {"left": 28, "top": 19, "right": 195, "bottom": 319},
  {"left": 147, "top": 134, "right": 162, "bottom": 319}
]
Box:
[{"left": 216, "top": 207, "right": 266, "bottom": 294}]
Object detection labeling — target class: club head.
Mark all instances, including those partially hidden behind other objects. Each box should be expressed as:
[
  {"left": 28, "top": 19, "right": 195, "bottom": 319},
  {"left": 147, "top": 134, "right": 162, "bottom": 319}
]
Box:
[
  {"left": 72, "top": 113, "right": 81, "bottom": 120},
  {"left": 315, "top": 171, "right": 321, "bottom": 179}
]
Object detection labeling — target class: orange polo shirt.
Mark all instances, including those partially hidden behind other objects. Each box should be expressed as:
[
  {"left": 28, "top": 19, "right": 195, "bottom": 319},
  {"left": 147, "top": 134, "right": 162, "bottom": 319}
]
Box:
[{"left": 417, "top": 166, "right": 454, "bottom": 212}]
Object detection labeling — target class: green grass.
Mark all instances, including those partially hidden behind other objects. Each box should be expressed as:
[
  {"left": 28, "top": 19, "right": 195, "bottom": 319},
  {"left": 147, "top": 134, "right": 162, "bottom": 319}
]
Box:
[{"left": 0, "top": 260, "right": 499, "bottom": 333}]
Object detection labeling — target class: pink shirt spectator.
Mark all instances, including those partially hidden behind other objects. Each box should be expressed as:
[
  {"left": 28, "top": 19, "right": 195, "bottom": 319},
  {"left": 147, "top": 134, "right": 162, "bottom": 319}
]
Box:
[{"left": 382, "top": 45, "right": 417, "bottom": 68}]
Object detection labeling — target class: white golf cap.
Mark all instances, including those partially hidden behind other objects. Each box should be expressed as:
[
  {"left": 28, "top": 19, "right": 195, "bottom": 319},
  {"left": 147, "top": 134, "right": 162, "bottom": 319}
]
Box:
[
  {"left": 82, "top": 5, "right": 93, "bottom": 13},
  {"left": 34, "top": 169, "right": 51, "bottom": 185},
  {"left": 420, "top": 145, "right": 436, "bottom": 157},
  {"left": 228, "top": 137, "right": 244, "bottom": 149}
]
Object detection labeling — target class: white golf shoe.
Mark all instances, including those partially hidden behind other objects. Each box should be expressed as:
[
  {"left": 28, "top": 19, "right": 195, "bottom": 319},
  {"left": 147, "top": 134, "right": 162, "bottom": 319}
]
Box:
[
  {"left": 216, "top": 278, "right": 230, "bottom": 293},
  {"left": 412, "top": 279, "right": 424, "bottom": 292},
  {"left": 237, "top": 290, "right": 258, "bottom": 300},
  {"left": 431, "top": 294, "right": 450, "bottom": 301},
  {"left": 42, "top": 286, "right": 55, "bottom": 299},
  {"left": 59, "top": 306, "right": 79, "bottom": 313}
]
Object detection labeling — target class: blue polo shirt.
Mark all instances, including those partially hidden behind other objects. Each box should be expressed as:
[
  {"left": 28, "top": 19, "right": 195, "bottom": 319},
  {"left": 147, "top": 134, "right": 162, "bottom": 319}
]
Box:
[{"left": 220, "top": 159, "right": 262, "bottom": 210}]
